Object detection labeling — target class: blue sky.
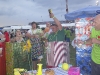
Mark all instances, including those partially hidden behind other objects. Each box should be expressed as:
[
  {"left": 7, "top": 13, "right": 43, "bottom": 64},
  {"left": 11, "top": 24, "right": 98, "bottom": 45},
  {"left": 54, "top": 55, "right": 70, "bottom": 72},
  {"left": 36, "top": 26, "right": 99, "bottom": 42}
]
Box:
[{"left": 0, "top": 0, "right": 99, "bottom": 26}]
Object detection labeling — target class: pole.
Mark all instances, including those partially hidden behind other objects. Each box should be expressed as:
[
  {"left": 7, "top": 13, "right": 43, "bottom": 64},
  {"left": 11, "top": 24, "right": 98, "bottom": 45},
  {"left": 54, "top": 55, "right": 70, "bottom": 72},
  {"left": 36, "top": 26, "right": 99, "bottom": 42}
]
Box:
[
  {"left": 41, "top": 16, "right": 43, "bottom": 22},
  {"left": 66, "top": 0, "right": 68, "bottom": 13}
]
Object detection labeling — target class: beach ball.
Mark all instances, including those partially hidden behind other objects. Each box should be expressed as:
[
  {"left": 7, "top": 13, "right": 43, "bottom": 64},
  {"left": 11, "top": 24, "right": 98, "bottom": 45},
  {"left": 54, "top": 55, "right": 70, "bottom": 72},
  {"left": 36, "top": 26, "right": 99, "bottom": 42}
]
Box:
[
  {"left": 45, "top": 27, "right": 50, "bottom": 32},
  {"left": 62, "top": 63, "right": 69, "bottom": 70}
]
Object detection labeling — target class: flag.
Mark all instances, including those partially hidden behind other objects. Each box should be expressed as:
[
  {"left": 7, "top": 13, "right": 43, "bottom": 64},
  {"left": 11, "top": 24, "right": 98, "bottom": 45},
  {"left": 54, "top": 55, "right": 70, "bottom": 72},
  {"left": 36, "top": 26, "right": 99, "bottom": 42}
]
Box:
[
  {"left": 54, "top": 41, "right": 70, "bottom": 66},
  {"left": 46, "top": 41, "right": 70, "bottom": 67}
]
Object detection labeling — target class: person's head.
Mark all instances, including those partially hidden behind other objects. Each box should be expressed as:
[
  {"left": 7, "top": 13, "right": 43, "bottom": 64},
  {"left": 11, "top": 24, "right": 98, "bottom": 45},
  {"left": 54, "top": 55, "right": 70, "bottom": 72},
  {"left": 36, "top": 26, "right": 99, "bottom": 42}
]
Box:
[
  {"left": 92, "top": 14, "right": 100, "bottom": 30},
  {"left": 46, "top": 22, "right": 51, "bottom": 28},
  {"left": 31, "top": 22, "right": 37, "bottom": 29},
  {"left": 15, "top": 30, "right": 22, "bottom": 37},
  {"left": 51, "top": 24, "right": 58, "bottom": 33},
  {"left": 66, "top": 27, "right": 68, "bottom": 30},
  {"left": 41, "top": 28, "right": 45, "bottom": 33}
]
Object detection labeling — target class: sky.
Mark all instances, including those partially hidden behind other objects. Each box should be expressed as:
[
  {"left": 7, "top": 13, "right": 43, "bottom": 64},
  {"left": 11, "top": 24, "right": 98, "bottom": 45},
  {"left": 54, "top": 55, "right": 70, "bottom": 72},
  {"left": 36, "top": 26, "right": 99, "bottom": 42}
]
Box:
[{"left": 0, "top": 0, "right": 99, "bottom": 26}]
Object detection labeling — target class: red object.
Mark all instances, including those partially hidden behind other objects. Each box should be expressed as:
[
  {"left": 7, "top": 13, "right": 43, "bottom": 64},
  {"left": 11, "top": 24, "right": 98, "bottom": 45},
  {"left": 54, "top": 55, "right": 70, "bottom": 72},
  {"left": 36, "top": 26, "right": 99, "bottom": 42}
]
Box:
[
  {"left": 0, "top": 42, "right": 6, "bottom": 75},
  {"left": 4, "top": 31, "right": 10, "bottom": 42},
  {"left": 98, "top": 36, "right": 100, "bottom": 39},
  {"left": 46, "top": 65, "right": 55, "bottom": 68},
  {"left": 0, "top": 32, "right": 10, "bottom": 75}
]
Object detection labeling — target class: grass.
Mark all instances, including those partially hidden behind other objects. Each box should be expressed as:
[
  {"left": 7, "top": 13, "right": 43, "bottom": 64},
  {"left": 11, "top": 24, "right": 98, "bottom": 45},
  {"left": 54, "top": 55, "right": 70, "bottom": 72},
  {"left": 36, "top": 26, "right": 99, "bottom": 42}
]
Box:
[{"left": 70, "top": 33, "right": 76, "bottom": 66}]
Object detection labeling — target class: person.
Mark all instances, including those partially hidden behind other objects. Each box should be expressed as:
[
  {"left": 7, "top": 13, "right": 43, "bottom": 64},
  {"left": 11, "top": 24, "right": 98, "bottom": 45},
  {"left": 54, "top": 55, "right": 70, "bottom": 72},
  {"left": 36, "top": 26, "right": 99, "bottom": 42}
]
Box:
[
  {"left": 65, "top": 28, "right": 71, "bottom": 43},
  {"left": 46, "top": 12, "right": 70, "bottom": 68},
  {"left": 77, "top": 14, "right": 100, "bottom": 75},
  {"left": 45, "top": 22, "right": 52, "bottom": 34},
  {"left": 43, "top": 22, "right": 52, "bottom": 39},
  {"left": 26, "top": 22, "right": 44, "bottom": 70},
  {"left": 10, "top": 30, "right": 15, "bottom": 39},
  {"left": 4, "top": 31, "right": 10, "bottom": 42},
  {"left": 11, "top": 30, "right": 24, "bottom": 43}
]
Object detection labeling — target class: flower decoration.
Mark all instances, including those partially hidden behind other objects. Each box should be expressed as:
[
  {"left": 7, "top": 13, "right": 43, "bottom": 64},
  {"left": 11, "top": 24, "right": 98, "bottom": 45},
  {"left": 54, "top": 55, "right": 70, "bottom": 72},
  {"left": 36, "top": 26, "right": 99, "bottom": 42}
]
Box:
[
  {"left": 36, "top": 29, "right": 43, "bottom": 34},
  {"left": 14, "top": 68, "right": 27, "bottom": 75},
  {"left": 23, "top": 39, "right": 32, "bottom": 52}
]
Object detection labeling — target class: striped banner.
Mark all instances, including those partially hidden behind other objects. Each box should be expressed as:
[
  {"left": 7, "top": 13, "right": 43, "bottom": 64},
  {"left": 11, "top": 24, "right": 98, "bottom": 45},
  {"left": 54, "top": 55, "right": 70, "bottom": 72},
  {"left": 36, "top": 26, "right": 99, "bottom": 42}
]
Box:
[{"left": 47, "top": 41, "right": 70, "bottom": 67}]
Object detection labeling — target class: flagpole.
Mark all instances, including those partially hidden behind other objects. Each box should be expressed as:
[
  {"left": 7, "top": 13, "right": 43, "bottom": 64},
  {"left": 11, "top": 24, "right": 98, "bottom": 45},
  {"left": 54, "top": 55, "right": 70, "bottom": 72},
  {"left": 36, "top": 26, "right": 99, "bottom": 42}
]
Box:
[
  {"left": 66, "top": 0, "right": 68, "bottom": 13},
  {"left": 41, "top": 16, "right": 43, "bottom": 22}
]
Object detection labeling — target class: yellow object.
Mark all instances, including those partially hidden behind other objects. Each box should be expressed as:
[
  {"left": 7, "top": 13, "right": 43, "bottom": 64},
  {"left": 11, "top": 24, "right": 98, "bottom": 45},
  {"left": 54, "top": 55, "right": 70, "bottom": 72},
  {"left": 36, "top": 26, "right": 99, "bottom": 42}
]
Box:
[
  {"left": 6, "top": 43, "right": 14, "bottom": 75},
  {"left": 37, "top": 64, "right": 43, "bottom": 75},
  {"left": 62, "top": 63, "right": 69, "bottom": 70},
  {"left": 48, "top": 9, "right": 52, "bottom": 13},
  {"left": 14, "top": 68, "right": 26, "bottom": 75},
  {"left": 23, "top": 39, "right": 32, "bottom": 52}
]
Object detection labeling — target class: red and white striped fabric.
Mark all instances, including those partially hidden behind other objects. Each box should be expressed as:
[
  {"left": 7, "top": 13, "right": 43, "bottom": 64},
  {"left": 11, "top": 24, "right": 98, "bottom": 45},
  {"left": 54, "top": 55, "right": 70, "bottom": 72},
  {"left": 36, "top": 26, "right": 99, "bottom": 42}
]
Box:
[{"left": 47, "top": 41, "right": 70, "bottom": 67}]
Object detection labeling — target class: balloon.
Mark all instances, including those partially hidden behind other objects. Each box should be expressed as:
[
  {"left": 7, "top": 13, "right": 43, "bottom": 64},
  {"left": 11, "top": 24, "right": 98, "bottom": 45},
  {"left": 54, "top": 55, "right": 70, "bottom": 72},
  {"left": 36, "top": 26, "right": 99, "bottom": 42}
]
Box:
[
  {"left": 62, "top": 63, "right": 69, "bottom": 70},
  {"left": 45, "top": 27, "right": 50, "bottom": 32}
]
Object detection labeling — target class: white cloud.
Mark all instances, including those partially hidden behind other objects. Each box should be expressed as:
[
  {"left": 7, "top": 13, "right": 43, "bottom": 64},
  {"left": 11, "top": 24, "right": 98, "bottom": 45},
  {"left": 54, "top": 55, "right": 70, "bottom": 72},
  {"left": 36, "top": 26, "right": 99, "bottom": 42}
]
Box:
[{"left": 0, "top": 0, "right": 98, "bottom": 26}]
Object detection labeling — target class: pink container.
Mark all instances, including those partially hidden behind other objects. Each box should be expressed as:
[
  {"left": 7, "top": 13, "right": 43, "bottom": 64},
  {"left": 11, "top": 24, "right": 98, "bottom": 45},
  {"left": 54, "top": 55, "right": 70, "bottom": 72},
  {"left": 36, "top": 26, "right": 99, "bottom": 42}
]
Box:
[{"left": 68, "top": 67, "right": 80, "bottom": 75}]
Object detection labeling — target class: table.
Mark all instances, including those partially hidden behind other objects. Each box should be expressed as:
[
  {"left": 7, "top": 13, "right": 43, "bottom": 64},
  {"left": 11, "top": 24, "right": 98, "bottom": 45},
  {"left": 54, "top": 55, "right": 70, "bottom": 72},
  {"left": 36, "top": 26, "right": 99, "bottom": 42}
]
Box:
[
  {"left": 27, "top": 68, "right": 67, "bottom": 75},
  {"left": 26, "top": 68, "right": 82, "bottom": 75}
]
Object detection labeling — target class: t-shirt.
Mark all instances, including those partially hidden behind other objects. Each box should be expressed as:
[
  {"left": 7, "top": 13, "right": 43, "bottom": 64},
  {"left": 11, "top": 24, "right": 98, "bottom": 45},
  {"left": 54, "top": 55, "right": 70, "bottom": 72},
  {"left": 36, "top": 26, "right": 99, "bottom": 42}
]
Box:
[
  {"left": 91, "top": 28, "right": 100, "bottom": 64},
  {"left": 48, "top": 29, "right": 65, "bottom": 42},
  {"left": 65, "top": 29, "right": 71, "bottom": 38}
]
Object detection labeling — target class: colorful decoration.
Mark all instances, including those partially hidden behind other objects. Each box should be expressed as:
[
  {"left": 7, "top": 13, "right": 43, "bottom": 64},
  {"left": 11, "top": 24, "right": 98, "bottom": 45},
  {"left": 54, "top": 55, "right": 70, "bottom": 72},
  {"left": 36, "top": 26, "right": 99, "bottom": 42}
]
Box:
[
  {"left": 68, "top": 67, "right": 80, "bottom": 75},
  {"left": 14, "top": 68, "right": 27, "bottom": 75},
  {"left": 6, "top": 42, "right": 13, "bottom": 75},
  {"left": 32, "top": 29, "right": 43, "bottom": 35},
  {"left": 74, "top": 17, "right": 93, "bottom": 75},
  {"left": 6, "top": 42, "right": 32, "bottom": 75},
  {"left": 23, "top": 39, "right": 32, "bottom": 52},
  {"left": 13, "top": 43, "right": 31, "bottom": 70}
]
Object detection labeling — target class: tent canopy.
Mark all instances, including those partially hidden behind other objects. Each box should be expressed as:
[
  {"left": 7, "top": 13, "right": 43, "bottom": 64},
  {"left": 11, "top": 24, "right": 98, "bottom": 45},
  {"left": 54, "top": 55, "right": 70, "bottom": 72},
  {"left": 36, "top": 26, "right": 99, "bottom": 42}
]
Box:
[{"left": 65, "top": 6, "right": 100, "bottom": 20}]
